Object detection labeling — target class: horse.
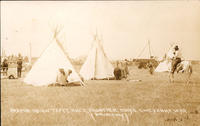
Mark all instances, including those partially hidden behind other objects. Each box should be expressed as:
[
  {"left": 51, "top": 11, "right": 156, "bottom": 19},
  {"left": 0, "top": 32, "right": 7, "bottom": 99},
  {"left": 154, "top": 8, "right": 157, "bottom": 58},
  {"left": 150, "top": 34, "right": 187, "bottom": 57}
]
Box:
[{"left": 169, "top": 60, "right": 192, "bottom": 84}]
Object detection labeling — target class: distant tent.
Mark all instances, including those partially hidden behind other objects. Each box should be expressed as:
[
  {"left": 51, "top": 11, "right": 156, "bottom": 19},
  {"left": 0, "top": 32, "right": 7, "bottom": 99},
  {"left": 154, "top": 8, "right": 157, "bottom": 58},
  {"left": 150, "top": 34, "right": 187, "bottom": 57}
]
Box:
[
  {"left": 28, "top": 42, "right": 32, "bottom": 65},
  {"left": 155, "top": 45, "right": 175, "bottom": 72},
  {"left": 154, "top": 60, "right": 171, "bottom": 72},
  {"left": 24, "top": 28, "right": 84, "bottom": 86},
  {"left": 136, "top": 40, "right": 155, "bottom": 59},
  {"left": 79, "top": 33, "right": 114, "bottom": 80}
]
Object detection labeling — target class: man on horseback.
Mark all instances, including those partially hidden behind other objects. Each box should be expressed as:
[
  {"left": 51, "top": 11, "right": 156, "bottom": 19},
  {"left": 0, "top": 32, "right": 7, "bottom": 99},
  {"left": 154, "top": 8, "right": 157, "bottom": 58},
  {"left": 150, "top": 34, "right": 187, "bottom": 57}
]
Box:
[
  {"left": 156, "top": 44, "right": 192, "bottom": 83},
  {"left": 171, "top": 45, "right": 182, "bottom": 74},
  {"left": 167, "top": 44, "right": 192, "bottom": 83}
]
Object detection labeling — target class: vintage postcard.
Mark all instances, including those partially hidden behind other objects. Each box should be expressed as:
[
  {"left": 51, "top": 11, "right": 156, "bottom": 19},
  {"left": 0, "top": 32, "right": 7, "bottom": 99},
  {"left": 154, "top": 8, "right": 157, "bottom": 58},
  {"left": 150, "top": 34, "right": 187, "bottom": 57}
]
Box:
[{"left": 1, "top": 1, "right": 200, "bottom": 126}]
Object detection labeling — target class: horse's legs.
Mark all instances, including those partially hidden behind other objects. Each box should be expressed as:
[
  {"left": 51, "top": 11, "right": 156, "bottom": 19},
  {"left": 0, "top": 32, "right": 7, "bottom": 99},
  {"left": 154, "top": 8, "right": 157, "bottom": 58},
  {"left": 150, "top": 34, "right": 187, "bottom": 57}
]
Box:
[
  {"left": 169, "top": 73, "right": 174, "bottom": 83},
  {"left": 186, "top": 66, "right": 192, "bottom": 84},
  {"left": 172, "top": 74, "right": 174, "bottom": 83},
  {"left": 186, "top": 72, "right": 192, "bottom": 84},
  {"left": 169, "top": 73, "right": 171, "bottom": 83}
]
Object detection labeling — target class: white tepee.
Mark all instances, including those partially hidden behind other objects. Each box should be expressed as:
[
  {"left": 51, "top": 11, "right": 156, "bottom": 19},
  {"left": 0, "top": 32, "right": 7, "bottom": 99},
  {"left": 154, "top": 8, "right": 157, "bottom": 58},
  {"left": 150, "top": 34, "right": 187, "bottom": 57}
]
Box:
[
  {"left": 23, "top": 30, "right": 84, "bottom": 86},
  {"left": 79, "top": 33, "right": 114, "bottom": 80},
  {"left": 155, "top": 45, "right": 175, "bottom": 72},
  {"left": 154, "top": 60, "right": 171, "bottom": 72}
]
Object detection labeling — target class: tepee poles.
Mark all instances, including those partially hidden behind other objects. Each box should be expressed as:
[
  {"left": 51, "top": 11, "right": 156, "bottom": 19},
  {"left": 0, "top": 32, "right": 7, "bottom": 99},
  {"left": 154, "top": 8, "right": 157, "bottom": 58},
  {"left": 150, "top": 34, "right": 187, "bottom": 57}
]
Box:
[
  {"left": 148, "top": 40, "right": 152, "bottom": 58},
  {"left": 80, "top": 28, "right": 114, "bottom": 80},
  {"left": 1, "top": 37, "right": 7, "bottom": 60},
  {"left": 136, "top": 40, "right": 153, "bottom": 59},
  {"left": 53, "top": 25, "right": 85, "bottom": 86},
  {"left": 29, "top": 42, "right": 32, "bottom": 64}
]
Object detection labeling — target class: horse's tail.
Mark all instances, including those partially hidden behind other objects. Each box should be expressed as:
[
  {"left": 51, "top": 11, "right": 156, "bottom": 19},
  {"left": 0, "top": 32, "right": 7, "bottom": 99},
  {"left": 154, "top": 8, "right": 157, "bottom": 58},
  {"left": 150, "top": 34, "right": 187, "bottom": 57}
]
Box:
[
  {"left": 186, "top": 61, "right": 193, "bottom": 84},
  {"left": 188, "top": 61, "right": 193, "bottom": 75},
  {"left": 189, "top": 65, "right": 192, "bottom": 74}
]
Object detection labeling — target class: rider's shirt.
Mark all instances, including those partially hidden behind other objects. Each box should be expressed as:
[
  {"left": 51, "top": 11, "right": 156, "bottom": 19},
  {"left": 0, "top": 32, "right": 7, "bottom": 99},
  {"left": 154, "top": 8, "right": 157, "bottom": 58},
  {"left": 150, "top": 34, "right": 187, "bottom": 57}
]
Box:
[
  {"left": 174, "top": 50, "right": 182, "bottom": 59},
  {"left": 167, "top": 47, "right": 182, "bottom": 60},
  {"left": 167, "top": 49, "right": 175, "bottom": 60}
]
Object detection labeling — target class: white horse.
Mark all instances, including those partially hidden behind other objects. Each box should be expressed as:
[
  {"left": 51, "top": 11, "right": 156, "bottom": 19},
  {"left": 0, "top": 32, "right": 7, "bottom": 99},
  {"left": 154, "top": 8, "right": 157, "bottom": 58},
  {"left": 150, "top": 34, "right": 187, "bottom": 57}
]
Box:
[{"left": 169, "top": 60, "right": 192, "bottom": 84}]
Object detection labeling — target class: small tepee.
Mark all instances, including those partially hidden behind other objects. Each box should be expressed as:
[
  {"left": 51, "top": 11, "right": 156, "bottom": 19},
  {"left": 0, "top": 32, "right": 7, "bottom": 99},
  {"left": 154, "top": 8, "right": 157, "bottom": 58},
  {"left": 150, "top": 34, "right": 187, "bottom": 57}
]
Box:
[
  {"left": 154, "top": 60, "right": 171, "bottom": 72},
  {"left": 23, "top": 28, "right": 84, "bottom": 86},
  {"left": 154, "top": 45, "right": 175, "bottom": 72},
  {"left": 79, "top": 33, "right": 114, "bottom": 80}
]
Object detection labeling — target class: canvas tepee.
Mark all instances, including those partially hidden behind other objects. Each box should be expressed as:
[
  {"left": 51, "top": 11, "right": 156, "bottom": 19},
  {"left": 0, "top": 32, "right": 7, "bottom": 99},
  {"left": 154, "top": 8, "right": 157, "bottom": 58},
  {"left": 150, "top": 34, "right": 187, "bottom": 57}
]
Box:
[
  {"left": 154, "top": 60, "right": 171, "bottom": 72},
  {"left": 154, "top": 45, "right": 175, "bottom": 72},
  {"left": 23, "top": 28, "right": 84, "bottom": 86},
  {"left": 79, "top": 33, "right": 114, "bottom": 80}
]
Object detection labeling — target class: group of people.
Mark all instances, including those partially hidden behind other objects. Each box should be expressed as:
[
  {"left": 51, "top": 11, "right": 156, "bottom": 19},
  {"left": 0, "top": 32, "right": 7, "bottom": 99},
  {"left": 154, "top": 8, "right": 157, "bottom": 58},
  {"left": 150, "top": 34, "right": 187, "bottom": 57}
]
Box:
[
  {"left": 113, "top": 44, "right": 183, "bottom": 80},
  {"left": 54, "top": 68, "right": 72, "bottom": 86},
  {"left": 1, "top": 54, "right": 23, "bottom": 79},
  {"left": 1, "top": 45, "right": 184, "bottom": 83},
  {"left": 56, "top": 61, "right": 130, "bottom": 86},
  {"left": 114, "top": 61, "right": 129, "bottom": 80}
]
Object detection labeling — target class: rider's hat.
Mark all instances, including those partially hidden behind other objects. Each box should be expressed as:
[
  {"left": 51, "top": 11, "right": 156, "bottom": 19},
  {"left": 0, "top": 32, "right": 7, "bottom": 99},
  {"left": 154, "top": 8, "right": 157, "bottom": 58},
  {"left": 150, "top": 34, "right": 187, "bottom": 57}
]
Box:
[{"left": 174, "top": 45, "right": 179, "bottom": 51}]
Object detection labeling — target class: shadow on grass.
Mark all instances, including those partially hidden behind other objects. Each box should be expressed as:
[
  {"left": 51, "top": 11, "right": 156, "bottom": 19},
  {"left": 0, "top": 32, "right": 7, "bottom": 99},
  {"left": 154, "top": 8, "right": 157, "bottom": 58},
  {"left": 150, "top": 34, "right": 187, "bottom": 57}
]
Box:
[
  {"left": 48, "top": 83, "right": 81, "bottom": 87},
  {"left": 170, "top": 80, "right": 200, "bottom": 85}
]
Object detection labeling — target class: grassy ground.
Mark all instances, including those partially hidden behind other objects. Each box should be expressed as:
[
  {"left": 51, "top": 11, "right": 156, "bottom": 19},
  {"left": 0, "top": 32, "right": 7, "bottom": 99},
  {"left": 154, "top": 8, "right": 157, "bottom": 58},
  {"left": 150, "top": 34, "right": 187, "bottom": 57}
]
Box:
[{"left": 1, "top": 64, "right": 200, "bottom": 126}]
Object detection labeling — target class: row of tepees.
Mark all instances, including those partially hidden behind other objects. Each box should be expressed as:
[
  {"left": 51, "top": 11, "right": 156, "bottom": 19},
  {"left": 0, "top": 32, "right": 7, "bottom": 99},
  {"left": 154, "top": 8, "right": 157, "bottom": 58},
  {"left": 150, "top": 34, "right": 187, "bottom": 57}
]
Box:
[{"left": 1, "top": 65, "right": 131, "bottom": 84}]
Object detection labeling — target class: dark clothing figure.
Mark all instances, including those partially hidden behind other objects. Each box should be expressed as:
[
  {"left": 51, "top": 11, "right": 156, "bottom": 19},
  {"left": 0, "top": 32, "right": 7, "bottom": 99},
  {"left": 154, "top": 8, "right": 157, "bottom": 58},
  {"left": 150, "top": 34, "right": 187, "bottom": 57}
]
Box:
[
  {"left": 170, "top": 45, "right": 182, "bottom": 74},
  {"left": 2, "top": 59, "right": 8, "bottom": 76},
  {"left": 56, "top": 69, "right": 72, "bottom": 86},
  {"left": 121, "top": 63, "right": 129, "bottom": 79},
  {"left": 176, "top": 63, "right": 184, "bottom": 73},
  {"left": 114, "top": 67, "right": 122, "bottom": 80},
  {"left": 171, "top": 57, "right": 181, "bottom": 74},
  {"left": 17, "top": 59, "right": 23, "bottom": 78},
  {"left": 148, "top": 62, "right": 154, "bottom": 75}
]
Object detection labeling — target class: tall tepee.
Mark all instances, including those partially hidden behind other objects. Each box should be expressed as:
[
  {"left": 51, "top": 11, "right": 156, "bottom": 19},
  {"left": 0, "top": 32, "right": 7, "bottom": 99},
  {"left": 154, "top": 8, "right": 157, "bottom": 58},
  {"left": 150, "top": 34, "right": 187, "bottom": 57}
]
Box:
[
  {"left": 79, "top": 32, "right": 114, "bottom": 80},
  {"left": 23, "top": 28, "right": 84, "bottom": 86}
]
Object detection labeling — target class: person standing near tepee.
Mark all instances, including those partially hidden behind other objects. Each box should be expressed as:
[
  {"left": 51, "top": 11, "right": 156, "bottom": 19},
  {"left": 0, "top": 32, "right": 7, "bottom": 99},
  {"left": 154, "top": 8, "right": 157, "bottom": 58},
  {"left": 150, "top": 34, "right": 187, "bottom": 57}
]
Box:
[
  {"left": 2, "top": 58, "right": 8, "bottom": 76},
  {"left": 17, "top": 54, "right": 23, "bottom": 78},
  {"left": 114, "top": 62, "right": 122, "bottom": 80}
]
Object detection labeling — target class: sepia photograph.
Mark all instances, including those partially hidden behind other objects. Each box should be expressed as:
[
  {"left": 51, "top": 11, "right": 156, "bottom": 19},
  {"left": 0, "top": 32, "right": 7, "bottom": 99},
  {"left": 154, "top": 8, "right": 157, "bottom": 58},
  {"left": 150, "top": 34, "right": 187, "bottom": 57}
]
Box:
[{"left": 1, "top": 1, "right": 200, "bottom": 126}]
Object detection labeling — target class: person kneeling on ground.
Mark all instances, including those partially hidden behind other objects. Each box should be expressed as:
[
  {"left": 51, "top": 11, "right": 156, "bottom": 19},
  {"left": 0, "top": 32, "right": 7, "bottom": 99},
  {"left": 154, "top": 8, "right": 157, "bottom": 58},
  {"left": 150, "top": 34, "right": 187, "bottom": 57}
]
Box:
[{"left": 56, "top": 68, "right": 72, "bottom": 86}]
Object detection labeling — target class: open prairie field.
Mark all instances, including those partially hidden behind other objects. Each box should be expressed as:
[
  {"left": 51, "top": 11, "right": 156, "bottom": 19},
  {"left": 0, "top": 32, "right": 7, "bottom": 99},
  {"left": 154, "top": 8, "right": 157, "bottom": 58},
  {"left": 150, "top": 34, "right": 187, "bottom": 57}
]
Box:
[{"left": 1, "top": 64, "right": 200, "bottom": 126}]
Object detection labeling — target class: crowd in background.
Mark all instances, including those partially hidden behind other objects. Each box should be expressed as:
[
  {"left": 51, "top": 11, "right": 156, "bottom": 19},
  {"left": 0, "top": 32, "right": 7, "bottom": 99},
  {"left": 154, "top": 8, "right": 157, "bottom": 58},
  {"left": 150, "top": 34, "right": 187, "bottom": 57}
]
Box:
[{"left": 1, "top": 53, "right": 27, "bottom": 78}]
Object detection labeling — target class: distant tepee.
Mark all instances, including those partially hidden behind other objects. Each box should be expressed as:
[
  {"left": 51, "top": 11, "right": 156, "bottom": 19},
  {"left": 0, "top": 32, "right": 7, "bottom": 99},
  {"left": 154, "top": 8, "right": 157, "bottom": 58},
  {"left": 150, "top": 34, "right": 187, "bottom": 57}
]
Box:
[
  {"left": 154, "top": 60, "right": 171, "bottom": 72},
  {"left": 24, "top": 28, "right": 84, "bottom": 86},
  {"left": 79, "top": 33, "right": 114, "bottom": 80},
  {"left": 154, "top": 45, "right": 175, "bottom": 72}
]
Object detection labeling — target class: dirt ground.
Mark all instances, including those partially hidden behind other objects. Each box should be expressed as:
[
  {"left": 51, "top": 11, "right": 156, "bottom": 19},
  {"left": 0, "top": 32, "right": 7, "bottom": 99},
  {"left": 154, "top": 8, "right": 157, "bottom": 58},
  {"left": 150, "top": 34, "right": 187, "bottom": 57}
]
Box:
[{"left": 1, "top": 64, "right": 200, "bottom": 126}]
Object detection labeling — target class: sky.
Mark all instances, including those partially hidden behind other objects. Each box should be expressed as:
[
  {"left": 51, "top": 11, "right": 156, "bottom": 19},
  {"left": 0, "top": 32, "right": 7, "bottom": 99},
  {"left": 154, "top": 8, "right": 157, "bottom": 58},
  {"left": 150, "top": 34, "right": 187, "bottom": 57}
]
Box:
[{"left": 1, "top": 1, "right": 200, "bottom": 60}]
